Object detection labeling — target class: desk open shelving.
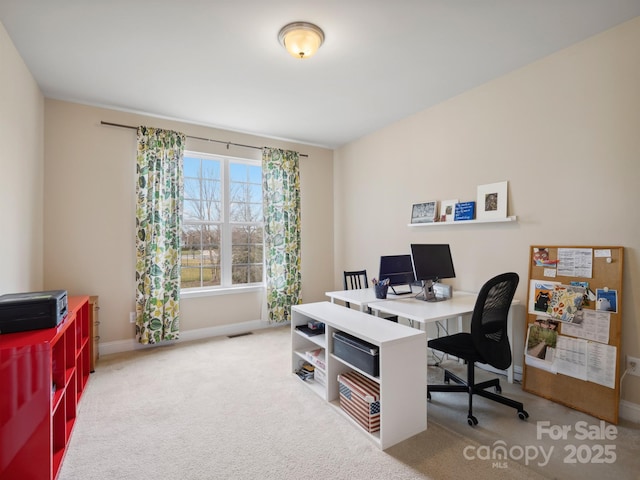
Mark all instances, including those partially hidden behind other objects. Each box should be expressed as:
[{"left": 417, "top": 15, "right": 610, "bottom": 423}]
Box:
[{"left": 291, "top": 301, "right": 426, "bottom": 450}]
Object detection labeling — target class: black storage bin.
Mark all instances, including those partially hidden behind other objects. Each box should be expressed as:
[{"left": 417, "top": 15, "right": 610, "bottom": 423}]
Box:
[{"left": 333, "top": 331, "right": 379, "bottom": 377}]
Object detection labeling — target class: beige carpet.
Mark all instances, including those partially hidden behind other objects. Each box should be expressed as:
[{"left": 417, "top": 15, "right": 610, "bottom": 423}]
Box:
[{"left": 59, "top": 326, "right": 639, "bottom": 480}]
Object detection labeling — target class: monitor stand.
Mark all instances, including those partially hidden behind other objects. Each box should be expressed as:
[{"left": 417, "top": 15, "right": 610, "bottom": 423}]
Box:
[
  {"left": 416, "top": 280, "right": 447, "bottom": 302},
  {"left": 390, "top": 285, "right": 412, "bottom": 295}
]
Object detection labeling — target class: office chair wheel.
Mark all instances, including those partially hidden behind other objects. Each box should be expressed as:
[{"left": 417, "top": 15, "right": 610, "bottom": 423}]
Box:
[
  {"left": 495, "top": 385, "right": 502, "bottom": 393},
  {"left": 518, "top": 410, "right": 529, "bottom": 421},
  {"left": 467, "top": 415, "right": 478, "bottom": 426},
  {"left": 427, "top": 391, "right": 431, "bottom": 401}
]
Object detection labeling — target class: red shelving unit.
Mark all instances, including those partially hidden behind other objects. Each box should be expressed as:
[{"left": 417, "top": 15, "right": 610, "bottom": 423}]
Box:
[{"left": 0, "top": 295, "right": 90, "bottom": 480}]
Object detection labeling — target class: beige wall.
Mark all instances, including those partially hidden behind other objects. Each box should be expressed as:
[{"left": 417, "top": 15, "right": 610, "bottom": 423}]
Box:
[
  {"left": 0, "top": 22, "right": 44, "bottom": 294},
  {"left": 334, "top": 18, "right": 640, "bottom": 406},
  {"left": 43, "top": 100, "right": 334, "bottom": 347}
]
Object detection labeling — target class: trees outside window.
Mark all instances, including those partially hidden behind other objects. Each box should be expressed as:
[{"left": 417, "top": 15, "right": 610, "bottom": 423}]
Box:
[{"left": 181, "top": 152, "right": 263, "bottom": 290}]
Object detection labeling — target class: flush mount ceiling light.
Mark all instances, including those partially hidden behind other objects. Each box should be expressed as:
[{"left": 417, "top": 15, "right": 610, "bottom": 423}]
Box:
[{"left": 278, "top": 22, "right": 325, "bottom": 59}]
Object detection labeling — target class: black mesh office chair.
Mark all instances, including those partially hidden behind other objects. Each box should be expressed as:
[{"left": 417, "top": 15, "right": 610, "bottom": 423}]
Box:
[{"left": 427, "top": 272, "right": 529, "bottom": 426}]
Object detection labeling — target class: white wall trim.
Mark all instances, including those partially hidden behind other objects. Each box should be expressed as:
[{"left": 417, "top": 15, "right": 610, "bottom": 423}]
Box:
[
  {"left": 180, "top": 284, "right": 265, "bottom": 299},
  {"left": 477, "top": 364, "right": 523, "bottom": 383},
  {"left": 99, "top": 319, "right": 271, "bottom": 356},
  {"left": 619, "top": 399, "right": 640, "bottom": 424}
]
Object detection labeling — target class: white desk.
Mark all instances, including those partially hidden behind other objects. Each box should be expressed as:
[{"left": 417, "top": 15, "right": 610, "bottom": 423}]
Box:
[
  {"left": 325, "top": 288, "right": 413, "bottom": 312},
  {"left": 370, "top": 292, "right": 477, "bottom": 325},
  {"left": 369, "top": 293, "right": 517, "bottom": 383}
]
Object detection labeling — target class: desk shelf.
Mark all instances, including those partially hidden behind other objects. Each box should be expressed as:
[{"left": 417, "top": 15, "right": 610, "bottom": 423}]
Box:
[
  {"left": 291, "top": 302, "right": 426, "bottom": 450},
  {"left": 330, "top": 353, "right": 379, "bottom": 384},
  {"left": 407, "top": 215, "right": 517, "bottom": 227},
  {"left": 293, "top": 328, "right": 326, "bottom": 348}
]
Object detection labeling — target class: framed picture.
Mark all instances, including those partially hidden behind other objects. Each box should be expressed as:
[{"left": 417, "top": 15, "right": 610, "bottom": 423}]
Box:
[
  {"left": 438, "top": 199, "right": 458, "bottom": 222},
  {"left": 411, "top": 201, "right": 438, "bottom": 223},
  {"left": 454, "top": 201, "right": 475, "bottom": 221},
  {"left": 476, "top": 181, "right": 508, "bottom": 219}
]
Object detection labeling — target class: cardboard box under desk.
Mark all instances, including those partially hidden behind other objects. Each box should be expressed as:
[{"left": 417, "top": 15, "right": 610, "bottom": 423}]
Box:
[{"left": 337, "top": 371, "right": 381, "bottom": 433}]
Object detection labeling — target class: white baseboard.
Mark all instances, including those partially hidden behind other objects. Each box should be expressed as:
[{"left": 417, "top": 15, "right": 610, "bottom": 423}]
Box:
[
  {"left": 513, "top": 365, "right": 523, "bottom": 383},
  {"left": 99, "top": 319, "right": 269, "bottom": 356},
  {"left": 477, "top": 363, "right": 523, "bottom": 383},
  {"left": 619, "top": 399, "right": 640, "bottom": 423}
]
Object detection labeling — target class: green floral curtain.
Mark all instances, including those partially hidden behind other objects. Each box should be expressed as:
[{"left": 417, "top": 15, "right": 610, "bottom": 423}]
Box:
[
  {"left": 262, "top": 148, "right": 302, "bottom": 323},
  {"left": 135, "top": 126, "right": 185, "bottom": 344}
]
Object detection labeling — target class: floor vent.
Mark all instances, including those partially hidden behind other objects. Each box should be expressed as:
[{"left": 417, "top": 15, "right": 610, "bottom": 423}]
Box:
[{"left": 227, "top": 332, "right": 253, "bottom": 339}]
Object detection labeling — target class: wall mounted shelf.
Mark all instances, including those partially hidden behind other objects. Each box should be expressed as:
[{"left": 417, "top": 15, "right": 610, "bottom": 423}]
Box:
[{"left": 408, "top": 215, "right": 517, "bottom": 227}]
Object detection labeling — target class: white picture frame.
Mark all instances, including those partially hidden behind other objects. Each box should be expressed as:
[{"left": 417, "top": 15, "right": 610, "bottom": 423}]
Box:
[
  {"left": 439, "top": 199, "right": 458, "bottom": 222},
  {"left": 411, "top": 201, "right": 439, "bottom": 223},
  {"left": 476, "top": 181, "right": 508, "bottom": 220}
]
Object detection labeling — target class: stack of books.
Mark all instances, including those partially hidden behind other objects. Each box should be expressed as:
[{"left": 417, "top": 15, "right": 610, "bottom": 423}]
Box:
[{"left": 296, "top": 362, "right": 315, "bottom": 381}]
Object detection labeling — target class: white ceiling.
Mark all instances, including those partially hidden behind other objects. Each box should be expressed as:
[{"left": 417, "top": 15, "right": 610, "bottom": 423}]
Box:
[{"left": 2, "top": 1, "right": 640, "bottom": 149}]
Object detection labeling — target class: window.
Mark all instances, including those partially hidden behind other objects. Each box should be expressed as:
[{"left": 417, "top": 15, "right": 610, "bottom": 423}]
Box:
[{"left": 181, "top": 151, "right": 263, "bottom": 291}]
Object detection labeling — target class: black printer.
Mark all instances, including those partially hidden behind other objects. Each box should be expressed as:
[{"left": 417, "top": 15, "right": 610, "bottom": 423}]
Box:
[{"left": 0, "top": 290, "right": 68, "bottom": 334}]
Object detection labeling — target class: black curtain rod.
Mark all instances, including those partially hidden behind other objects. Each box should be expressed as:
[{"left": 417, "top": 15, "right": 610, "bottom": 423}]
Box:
[{"left": 100, "top": 121, "right": 308, "bottom": 157}]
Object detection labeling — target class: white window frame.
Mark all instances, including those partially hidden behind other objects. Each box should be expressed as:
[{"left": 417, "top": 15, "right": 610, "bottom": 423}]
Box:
[{"left": 181, "top": 150, "right": 264, "bottom": 296}]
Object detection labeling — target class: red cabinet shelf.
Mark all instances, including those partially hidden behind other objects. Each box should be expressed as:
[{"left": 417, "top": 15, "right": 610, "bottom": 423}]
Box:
[{"left": 0, "top": 295, "right": 91, "bottom": 480}]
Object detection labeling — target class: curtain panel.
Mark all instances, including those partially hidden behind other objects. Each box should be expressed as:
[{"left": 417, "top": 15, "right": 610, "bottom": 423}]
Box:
[
  {"left": 135, "top": 126, "right": 186, "bottom": 344},
  {"left": 262, "top": 148, "right": 302, "bottom": 323}
]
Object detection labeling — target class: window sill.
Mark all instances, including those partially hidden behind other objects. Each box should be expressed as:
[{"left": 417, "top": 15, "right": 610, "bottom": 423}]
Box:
[{"left": 181, "top": 284, "right": 265, "bottom": 299}]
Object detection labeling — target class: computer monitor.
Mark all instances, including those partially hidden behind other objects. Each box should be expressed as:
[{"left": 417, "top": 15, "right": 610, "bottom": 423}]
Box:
[
  {"left": 378, "top": 255, "right": 415, "bottom": 295},
  {"left": 410, "top": 244, "right": 456, "bottom": 301}
]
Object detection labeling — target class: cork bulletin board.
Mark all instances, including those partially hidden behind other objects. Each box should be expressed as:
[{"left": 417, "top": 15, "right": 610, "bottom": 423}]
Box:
[{"left": 522, "top": 245, "right": 624, "bottom": 424}]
